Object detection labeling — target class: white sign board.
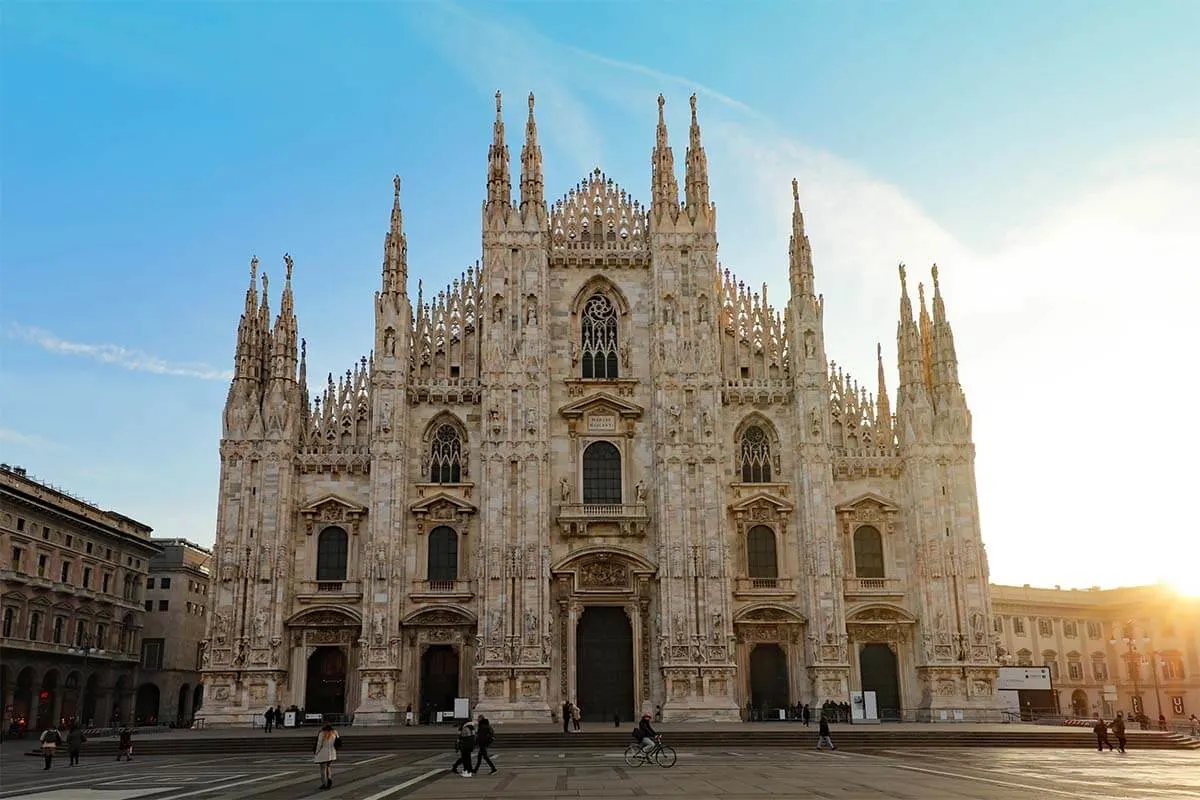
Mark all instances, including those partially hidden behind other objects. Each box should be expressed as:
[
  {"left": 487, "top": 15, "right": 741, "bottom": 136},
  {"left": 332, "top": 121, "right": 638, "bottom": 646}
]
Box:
[
  {"left": 284, "top": 711, "right": 297, "bottom": 728},
  {"left": 454, "top": 697, "right": 470, "bottom": 719},
  {"left": 997, "top": 690, "right": 1021, "bottom": 712},
  {"left": 851, "top": 691, "right": 879, "bottom": 722},
  {"left": 997, "top": 666, "right": 1051, "bottom": 690}
]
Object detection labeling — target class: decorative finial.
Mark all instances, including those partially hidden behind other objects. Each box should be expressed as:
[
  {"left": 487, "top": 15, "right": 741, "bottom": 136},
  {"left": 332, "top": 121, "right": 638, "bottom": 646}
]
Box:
[
  {"left": 528, "top": 92, "right": 535, "bottom": 113},
  {"left": 931, "top": 263, "right": 940, "bottom": 288},
  {"left": 791, "top": 178, "right": 799, "bottom": 202},
  {"left": 898, "top": 263, "right": 907, "bottom": 286},
  {"left": 261, "top": 272, "right": 269, "bottom": 295},
  {"left": 393, "top": 174, "right": 400, "bottom": 196},
  {"left": 689, "top": 93, "right": 697, "bottom": 116},
  {"left": 250, "top": 255, "right": 259, "bottom": 278},
  {"left": 657, "top": 93, "right": 665, "bottom": 111},
  {"left": 918, "top": 282, "right": 926, "bottom": 306},
  {"left": 283, "top": 253, "right": 294, "bottom": 280},
  {"left": 494, "top": 90, "right": 502, "bottom": 115}
]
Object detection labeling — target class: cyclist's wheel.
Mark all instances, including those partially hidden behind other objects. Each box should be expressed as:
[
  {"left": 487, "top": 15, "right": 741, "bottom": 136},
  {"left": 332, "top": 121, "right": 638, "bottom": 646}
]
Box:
[
  {"left": 623, "top": 743, "right": 644, "bottom": 766},
  {"left": 655, "top": 745, "right": 677, "bottom": 767}
]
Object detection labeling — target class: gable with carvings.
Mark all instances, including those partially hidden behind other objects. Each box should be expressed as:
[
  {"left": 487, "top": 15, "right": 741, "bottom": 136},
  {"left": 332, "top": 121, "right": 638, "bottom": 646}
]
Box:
[
  {"left": 835, "top": 492, "right": 900, "bottom": 537},
  {"left": 558, "top": 392, "right": 644, "bottom": 436},
  {"left": 410, "top": 491, "right": 477, "bottom": 534},
  {"left": 286, "top": 606, "right": 362, "bottom": 628},
  {"left": 728, "top": 491, "right": 794, "bottom": 536},
  {"left": 402, "top": 606, "right": 478, "bottom": 627},
  {"left": 300, "top": 494, "right": 368, "bottom": 536}
]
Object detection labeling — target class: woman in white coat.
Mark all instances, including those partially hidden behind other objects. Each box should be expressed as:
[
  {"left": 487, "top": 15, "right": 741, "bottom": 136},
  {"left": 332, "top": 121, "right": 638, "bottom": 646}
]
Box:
[{"left": 313, "top": 723, "right": 340, "bottom": 790}]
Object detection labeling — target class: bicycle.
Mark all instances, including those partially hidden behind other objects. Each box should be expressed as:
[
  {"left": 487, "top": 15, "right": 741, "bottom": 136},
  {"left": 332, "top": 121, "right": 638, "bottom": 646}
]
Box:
[{"left": 623, "top": 736, "right": 677, "bottom": 768}]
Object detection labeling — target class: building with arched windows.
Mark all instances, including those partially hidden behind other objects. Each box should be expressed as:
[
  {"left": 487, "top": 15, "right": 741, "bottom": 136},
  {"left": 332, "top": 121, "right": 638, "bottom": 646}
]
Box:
[{"left": 199, "top": 93, "right": 997, "bottom": 724}]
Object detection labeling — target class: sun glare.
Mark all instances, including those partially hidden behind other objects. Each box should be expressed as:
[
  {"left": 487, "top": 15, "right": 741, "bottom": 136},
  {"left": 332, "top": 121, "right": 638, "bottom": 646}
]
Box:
[{"left": 1164, "top": 578, "right": 1200, "bottom": 599}]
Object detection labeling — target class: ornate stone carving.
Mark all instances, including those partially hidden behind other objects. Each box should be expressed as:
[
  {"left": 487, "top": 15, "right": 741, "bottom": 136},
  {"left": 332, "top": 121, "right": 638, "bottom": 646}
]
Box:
[{"left": 579, "top": 560, "right": 628, "bottom": 588}]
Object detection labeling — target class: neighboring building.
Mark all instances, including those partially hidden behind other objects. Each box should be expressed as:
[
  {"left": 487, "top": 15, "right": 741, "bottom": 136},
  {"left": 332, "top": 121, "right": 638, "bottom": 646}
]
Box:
[
  {"left": 200, "top": 92, "right": 996, "bottom": 725},
  {"left": 0, "top": 464, "right": 159, "bottom": 730},
  {"left": 139, "top": 538, "right": 212, "bottom": 725},
  {"left": 991, "top": 583, "right": 1200, "bottom": 721}
]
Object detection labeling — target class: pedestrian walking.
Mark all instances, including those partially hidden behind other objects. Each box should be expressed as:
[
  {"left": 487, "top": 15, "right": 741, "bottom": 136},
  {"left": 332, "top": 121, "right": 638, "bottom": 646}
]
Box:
[
  {"left": 65, "top": 724, "right": 86, "bottom": 766},
  {"left": 313, "top": 723, "right": 340, "bottom": 790},
  {"left": 571, "top": 702, "right": 582, "bottom": 732},
  {"left": 802, "top": 704, "right": 811, "bottom": 726},
  {"left": 263, "top": 707, "right": 274, "bottom": 733},
  {"left": 1111, "top": 713, "right": 1127, "bottom": 753},
  {"left": 473, "top": 716, "right": 497, "bottom": 775},
  {"left": 1093, "top": 718, "right": 1113, "bottom": 751},
  {"left": 454, "top": 720, "right": 476, "bottom": 777},
  {"left": 816, "top": 715, "right": 836, "bottom": 750},
  {"left": 561, "top": 701, "right": 571, "bottom": 734},
  {"left": 117, "top": 727, "right": 133, "bottom": 761},
  {"left": 39, "top": 725, "right": 62, "bottom": 770}
]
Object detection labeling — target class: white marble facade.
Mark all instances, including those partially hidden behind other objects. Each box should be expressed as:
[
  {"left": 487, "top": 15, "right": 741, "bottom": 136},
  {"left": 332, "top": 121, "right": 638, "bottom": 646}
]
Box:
[{"left": 198, "top": 93, "right": 997, "bottom": 725}]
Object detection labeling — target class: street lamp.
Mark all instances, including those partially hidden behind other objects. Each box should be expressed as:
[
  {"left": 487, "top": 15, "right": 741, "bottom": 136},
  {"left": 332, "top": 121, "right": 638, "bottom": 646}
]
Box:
[
  {"left": 1110, "top": 621, "right": 1151, "bottom": 723},
  {"left": 68, "top": 635, "right": 105, "bottom": 665}
]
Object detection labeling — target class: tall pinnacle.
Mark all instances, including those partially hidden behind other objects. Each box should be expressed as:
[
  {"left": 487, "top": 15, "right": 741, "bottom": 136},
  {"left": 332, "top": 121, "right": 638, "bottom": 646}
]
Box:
[
  {"left": 519, "top": 92, "right": 544, "bottom": 212},
  {"left": 486, "top": 90, "right": 512, "bottom": 210},
  {"left": 232, "top": 256, "right": 262, "bottom": 381},
  {"left": 896, "top": 264, "right": 924, "bottom": 396},
  {"left": 789, "top": 178, "right": 814, "bottom": 298},
  {"left": 876, "top": 342, "right": 893, "bottom": 444},
  {"left": 683, "top": 93, "right": 710, "bottom": 213},
  {"left": 651, "top": 94, "right": 679, "bottom": 217},
  {"left": 271, "top": 253, "right": 298, "bottom": 381},
  {"left": 381, "top": 176, "right": 408, "bottom": 295},
  {"left": 929, "top": 264, "right": 961, "bottom": 390}
]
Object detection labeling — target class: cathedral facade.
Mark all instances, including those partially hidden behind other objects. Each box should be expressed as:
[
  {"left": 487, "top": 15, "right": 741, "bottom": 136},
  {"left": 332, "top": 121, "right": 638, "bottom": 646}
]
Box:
[{"left": 198, "top": 93, "right": 998, "bottom": 725}]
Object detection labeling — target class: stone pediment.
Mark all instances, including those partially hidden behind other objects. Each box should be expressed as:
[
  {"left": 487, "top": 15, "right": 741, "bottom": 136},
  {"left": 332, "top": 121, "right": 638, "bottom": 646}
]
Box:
[
  {"left": 402, "top": 606, "right": 477, "bottom": 627},
  {"left": 846, "top": 604, "right": 917, "bottom": 624},
  {"left": 734, "top": 603, "right": 807, "bottom": 625},
  {"left": 410, "top": 492, "right": 477, "bottom": 532},
  {"left": 728, "top": 491, "right": 794, "bottom": 515},
  {"left": 558, "top": 392, "right": 644, "bottom": 420},
  {"left": 300, "top": 494, "right": 368, "bottom": 536},
  {"left": 835, "top": 492, "right": 900, "bottom": 536},
  {"left": 286, "top": 606, "right": 362, "bottom": 628}
]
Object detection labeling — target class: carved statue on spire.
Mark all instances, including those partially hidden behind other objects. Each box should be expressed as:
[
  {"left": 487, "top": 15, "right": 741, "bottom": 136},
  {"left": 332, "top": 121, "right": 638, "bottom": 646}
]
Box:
[
  {"left": 393, "top": 174, "right": 400, "bottom": 195},
  {"left": 284, "top": 252, "right": 293, "bottom": 279}
]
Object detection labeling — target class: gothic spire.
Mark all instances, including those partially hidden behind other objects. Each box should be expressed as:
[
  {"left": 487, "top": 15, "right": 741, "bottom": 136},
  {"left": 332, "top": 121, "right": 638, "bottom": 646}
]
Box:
[
  {"left": 257, "top": 269, "right": 272, "bottom": 384},
  {"left": 789, "top": 178, "right": 815, "bottom": 299},
  {"left": 486, "top": 90, "right": 512, "bottom": 213},
  {"left": 929, "top": 264, "right": 961, "bottom": 390},
  {"left": 232, "top": 255, "right": 261, "bottom": 382},
  {"left": 896, "top": 264, "right": 923, "bottom": 394},
  {"left": 918, "top": 280, "right": 935, "bottom": 395},
  {"left": 683, "top": 93, "right": 710, "bottom": 217},
  {"left": 875, "top": 342, "right": 893, "bottom": 445},
  {"left": 519, "top": 92, "right": 544, "bottom": 216},
  {"left": 271, "top": 253, "right": 298, "bottom": 381},
  {"left": 650, "top": 94, "right": 680, "bottom": 220},
  {"left": 381, "top": 175, "right": 408, "bottom": 296}
]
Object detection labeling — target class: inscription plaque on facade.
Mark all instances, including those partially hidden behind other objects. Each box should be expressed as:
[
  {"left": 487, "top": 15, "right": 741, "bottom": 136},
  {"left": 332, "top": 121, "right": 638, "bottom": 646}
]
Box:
[{"left": 587, "top": 414, "right": 617, "bottom": 433}]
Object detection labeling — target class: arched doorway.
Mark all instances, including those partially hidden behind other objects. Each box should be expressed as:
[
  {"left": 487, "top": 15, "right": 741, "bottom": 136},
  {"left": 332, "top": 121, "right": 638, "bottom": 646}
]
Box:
[
  {"left": 305, "top": 647, "right": 347, "bottom": 717},
  {"left": 61, "top": 672, "right": 81, "bottom": 723},
  {"left": 37, "top": 671, "right": 59, "bottom": 730},
  {"left": 575, "top": 606, "right": 634, "bottom": 723},
  {"left": 82, "top": 674, "right": 99, "bottom": 726},
  {"left": 135, "top": 683, "right": 160, "bottom": 724},
  {"left": 420, "top": 645, "right": 459, "bottom": 721},
  {"left": 13, "top": 667, "right": 34, "bottom": 726},
  {"left": 192, "top": 684, "right": 204, "bottom": 716},
  {"left": 1071, "top": 689, "right": 1089, "bottom": 717},
  {"left": 859, "top": 643, "right": 901, "bottom": 719},
  {"left": 749, "top": 643, "right": 789, "bottom": 713},
  {"left": 112, "top": 675, "right": 129, "bottom": 725},
  {"left": 177, "top": 684, "right": 191, "bottom": 723}
]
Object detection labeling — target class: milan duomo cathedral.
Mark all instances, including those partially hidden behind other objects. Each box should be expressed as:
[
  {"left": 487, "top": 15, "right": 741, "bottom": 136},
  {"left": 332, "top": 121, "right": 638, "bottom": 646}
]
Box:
[{"left": 199, "top": 92, "right": 998, "bottom": 725}]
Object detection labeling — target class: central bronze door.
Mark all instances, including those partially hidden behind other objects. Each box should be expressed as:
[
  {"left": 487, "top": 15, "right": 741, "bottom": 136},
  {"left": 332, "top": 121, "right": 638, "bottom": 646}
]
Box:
[
  {"left": 859, "top": 643, "right": 901, "bottom": 720},
  {"left": 575, "top": 606, "right": 634, "bottom": 723},
  {"left": 305, "top": 646, "right": 347, "bottom": 716}
]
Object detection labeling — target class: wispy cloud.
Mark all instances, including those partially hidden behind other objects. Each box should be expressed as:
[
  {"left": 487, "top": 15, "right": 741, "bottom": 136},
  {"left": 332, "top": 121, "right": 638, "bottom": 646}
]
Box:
[
  {"left": 0, "top": 428, "right": 59, "bottom": 449},
  {"left": 7, "top": 323, "right": 232, "bottom": 381}
]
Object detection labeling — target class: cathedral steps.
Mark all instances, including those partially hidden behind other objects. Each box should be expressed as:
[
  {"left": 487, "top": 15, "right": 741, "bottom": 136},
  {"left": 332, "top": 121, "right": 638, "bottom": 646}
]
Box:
[{"left": 24, "top": 727, "right": 1198, "bottom": 756}]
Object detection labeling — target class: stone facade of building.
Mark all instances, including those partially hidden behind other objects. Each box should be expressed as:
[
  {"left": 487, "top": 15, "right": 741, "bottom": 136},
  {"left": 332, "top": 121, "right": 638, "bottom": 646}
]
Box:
[
  {"left": 0, "top": 464, "right": 159, "bottom": 730},
  {"left": 138, "top": 538, "right": 212, "bottom": 725},
  {"left": 991, "top": 583, "right": 1200, "bottom": 722},
  {"left": 198, "top": 93, "right": 996, "bottom": 725}
]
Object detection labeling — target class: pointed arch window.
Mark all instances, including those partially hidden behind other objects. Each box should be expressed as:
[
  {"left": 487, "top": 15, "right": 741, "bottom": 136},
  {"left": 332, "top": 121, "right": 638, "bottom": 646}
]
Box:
[
  {"left": 429, "top": 424, "right": 463, "bottom": 483},
  {"left": 427, "top": 526, "right": 459, "bottom": 583},
  {"left": 581, "top": 294, "right": 619, "bottom": 379},
  {"left": 582, "top": 441, "right": 622, "bottom": 504},
  {"left": 316, "top": 526, "right": 349, "bottom": 581},
  {"left": 746, "top": 525, "right": 778, "bottom": 580},
  {"left": 853, "top": 525, "right": 885, "bottom": 578},
  {"left": 739, "top": 425, "right": 772, "bottom": 483}
]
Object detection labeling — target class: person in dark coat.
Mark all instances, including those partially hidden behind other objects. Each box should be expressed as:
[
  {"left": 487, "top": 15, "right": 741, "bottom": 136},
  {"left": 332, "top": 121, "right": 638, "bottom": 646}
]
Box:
[
  {"left": 454, "top": 721, "right": 476, "bottom": 777},
  {"left": 1093, "top": 718, "right": 1113, "bottom": 751},
  {"left": 65, "top": 724, "right": 86, "bottom": 766},
  {"left": 1111, "top": 712, "right": 1127, "bottom": 753},
  {"left": 817, "top": 715, "right": 836, "bottom": 750},
  {"left": 473, "top": 716, "right": 497, "bottom": 774}
]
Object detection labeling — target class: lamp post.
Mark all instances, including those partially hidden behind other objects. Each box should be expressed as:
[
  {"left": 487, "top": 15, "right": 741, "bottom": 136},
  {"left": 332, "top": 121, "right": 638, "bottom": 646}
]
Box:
[
  {"left": 68, "top": 636, "right": 104, "bottom": 666},
  {"left": 1110, "top": 621, "right": 1150, "bottom": 724}
]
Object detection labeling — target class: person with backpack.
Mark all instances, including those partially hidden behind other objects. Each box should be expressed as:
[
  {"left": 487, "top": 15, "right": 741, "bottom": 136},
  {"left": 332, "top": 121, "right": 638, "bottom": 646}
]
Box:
[
  {"left": 453, "top": 721, "right": 477, "bottom": 777},
  {"left": 117, "top": 727, "right": 133, "bottom": 761},
  {"left": 474, "top": 716, "right": 497, "bottom": 774},
  {"left": 39, "top": 725, "right": 62, "bottom": 770}
]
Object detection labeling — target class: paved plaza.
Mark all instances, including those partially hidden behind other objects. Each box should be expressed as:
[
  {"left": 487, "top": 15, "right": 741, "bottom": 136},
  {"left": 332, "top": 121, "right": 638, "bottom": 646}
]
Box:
[{"left": 1, "top": 745, "right": 1197, "bottom": 800}]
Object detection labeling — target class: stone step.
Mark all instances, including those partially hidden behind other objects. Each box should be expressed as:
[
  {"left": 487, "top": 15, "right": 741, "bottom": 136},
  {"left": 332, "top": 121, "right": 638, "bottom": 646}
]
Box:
[{"left": 25, "top": 728, "right": 1198, "bottom": 756}]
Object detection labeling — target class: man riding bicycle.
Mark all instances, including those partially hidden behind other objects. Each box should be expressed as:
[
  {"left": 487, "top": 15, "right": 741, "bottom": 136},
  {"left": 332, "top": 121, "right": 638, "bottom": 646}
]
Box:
[{"left": 637, "top": 712, "right": 658, "bottom": 753}]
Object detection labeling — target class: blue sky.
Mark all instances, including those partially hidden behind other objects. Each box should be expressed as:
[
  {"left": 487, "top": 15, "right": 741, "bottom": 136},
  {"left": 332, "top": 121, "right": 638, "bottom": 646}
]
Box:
[{"left": 2, "top": 1, "right": 1197, "bottom": 591}]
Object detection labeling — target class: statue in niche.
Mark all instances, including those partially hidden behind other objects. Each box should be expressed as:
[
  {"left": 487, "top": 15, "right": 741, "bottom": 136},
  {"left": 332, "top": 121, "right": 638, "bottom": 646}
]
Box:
[
  {"left": 199, "top": 640, "right": 210, "bottom": 668},
  {"left": 559, "top": 477, "right": 571, "bottom": 503},
  {"left": 492, "top": 300, "right": 504, "bottom": 324},
  {"left": 213, "top": 612, "right": 229, "bottom": 645},
  {"left": 662, "top": 300, "right": 675, "bottom": 325},
  {"left": 526, "top": 300, "right": 538, "bottom": 326},
  {"left": 570, "top": 342, "right": 580, "bottom": 365},
  {"left": 697, "top": 298, "right": 709, "bottom": 323},
  {"left": 524, "top": 610, "right": 537, "bottom": 635},
  {"left": 383, "top": 328, "right": 396, "bottom": 357},
  {"left": 824, "top": 613, "right": 836, "bottom": 643},
  {"left": 474, "top": 636, "right": 485, "bottom": 665},
  {"left": 372, "top": 611, "right": 385, "bottom": 644},
  {"left": 525, "top": 408, "right": 537, "bottom": 433},
  {"left": 634, "top": 480, "right": 646, "bottom": 503},
  {"left": 489, "top": 405, "right": 501, "bottom": 424},
  {"left": 233, "top": 638, "right": 247, "bottom": 667},
  {"left": 619, "top": 341, "right": 631, "bottom": 367},
  {"left": 804, "top": 330, "right": 816, "bottom": 359},
  {"left": 809, "top": 406, "right": 822, "bottom": 438},
  {"left": 253, "top": 610, "right": 267, "bottom": 644},
  {"left": 374, "top": 547, "right": 388, "bottom": 580}
]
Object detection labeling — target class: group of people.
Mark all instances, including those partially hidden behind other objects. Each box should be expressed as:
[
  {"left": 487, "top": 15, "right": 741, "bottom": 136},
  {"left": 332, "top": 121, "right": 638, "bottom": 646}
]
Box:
[
  {"left": 37, "top": 724, "right": 134, "bottom": 769},
  {"left": 560, "top": 700, "right": 582, "bottom": 732},
  {"left": 452, "top": 716, "right": 498, "bottom": 777},
  {"left": 1092, "top": 713, "right": 1129, "bottom": 752}
]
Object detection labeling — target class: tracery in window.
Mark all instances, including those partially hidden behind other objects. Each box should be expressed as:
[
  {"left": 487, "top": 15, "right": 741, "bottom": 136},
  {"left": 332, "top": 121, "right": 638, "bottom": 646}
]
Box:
[
  {"left": 429, "top": 424, "right": 463, "bottom": 483},
  {"left": 580, "top": 294, "right": 619, "bottom": 379},
  {"left": 739, "top": 425, "right": 772, "bottom": 483}
]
